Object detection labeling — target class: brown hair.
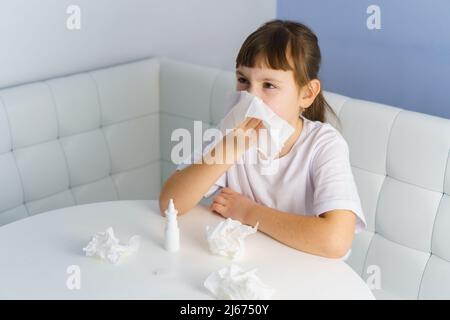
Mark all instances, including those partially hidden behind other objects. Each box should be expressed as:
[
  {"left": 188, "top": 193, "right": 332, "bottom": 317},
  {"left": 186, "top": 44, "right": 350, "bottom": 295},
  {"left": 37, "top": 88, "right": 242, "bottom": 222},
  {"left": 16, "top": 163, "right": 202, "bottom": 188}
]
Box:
[{"left": 235, "top": 19, "right": 339, "bottom": 125}]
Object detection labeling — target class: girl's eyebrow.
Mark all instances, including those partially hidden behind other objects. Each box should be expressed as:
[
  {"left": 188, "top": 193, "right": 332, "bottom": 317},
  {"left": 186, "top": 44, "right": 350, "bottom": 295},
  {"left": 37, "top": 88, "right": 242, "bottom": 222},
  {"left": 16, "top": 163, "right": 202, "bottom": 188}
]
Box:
[{"left": 235, "top": 70, "right": 282, "bottom": 83}]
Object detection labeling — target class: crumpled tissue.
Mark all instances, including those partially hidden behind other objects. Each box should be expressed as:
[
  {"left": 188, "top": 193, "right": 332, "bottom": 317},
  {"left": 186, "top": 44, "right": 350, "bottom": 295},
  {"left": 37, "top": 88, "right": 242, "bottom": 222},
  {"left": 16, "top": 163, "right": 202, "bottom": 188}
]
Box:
[
  {"left": 219, "top": 90, "right": 295, "bottom": 161},
  {"left": 82, "top": 227, "right": 140, "bottom": 264},
  {"left": 204, "top": 264, "right": 275, "bottom": 300},
  {"left": 206, "top": 218, "right": 258, "bottom": 260}
]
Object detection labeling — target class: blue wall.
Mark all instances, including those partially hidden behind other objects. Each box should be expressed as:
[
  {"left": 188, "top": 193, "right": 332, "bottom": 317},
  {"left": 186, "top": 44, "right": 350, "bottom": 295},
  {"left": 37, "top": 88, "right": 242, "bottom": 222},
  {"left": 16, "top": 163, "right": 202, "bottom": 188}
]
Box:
[{"left": 277, "top": 0, "right": 450, "bottom": 119}]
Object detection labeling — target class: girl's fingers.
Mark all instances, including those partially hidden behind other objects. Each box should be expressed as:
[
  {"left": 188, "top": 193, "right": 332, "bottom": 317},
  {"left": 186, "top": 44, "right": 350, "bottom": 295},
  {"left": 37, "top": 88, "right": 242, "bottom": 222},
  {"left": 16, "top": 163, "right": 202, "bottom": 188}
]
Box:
[
  {"left": 221, "top": 187, "right": 235, "bottom": 194},
  {"left": 219, "top": 192, "right": 231, "bottom": 199},
  {"left": 247, "top": 118, "right": 262, "bottom": 129},
  {"left": 236, "top": 117, "right": 262, "bottom": 131},
  {"left": 255, "top": 120, "right": 266, "bottom": 130},
  {"left": 213, "top": 195, "right": 227, "bottom": 205},
  {"left": 243, "top": 118, "right": 263, "bottom": 131},
  {"left": 236, "top": 117, "right": 253, "bottom": 130},
  {"left": 210, "top": 202, "right": 226, "bottom": 215}
]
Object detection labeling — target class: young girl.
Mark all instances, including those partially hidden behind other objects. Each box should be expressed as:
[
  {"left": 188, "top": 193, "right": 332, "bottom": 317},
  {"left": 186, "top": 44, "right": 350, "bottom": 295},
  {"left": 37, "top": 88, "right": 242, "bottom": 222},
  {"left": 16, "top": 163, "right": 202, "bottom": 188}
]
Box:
[{"left": 160, "top": 19, "right": 366, "bottom": 259}]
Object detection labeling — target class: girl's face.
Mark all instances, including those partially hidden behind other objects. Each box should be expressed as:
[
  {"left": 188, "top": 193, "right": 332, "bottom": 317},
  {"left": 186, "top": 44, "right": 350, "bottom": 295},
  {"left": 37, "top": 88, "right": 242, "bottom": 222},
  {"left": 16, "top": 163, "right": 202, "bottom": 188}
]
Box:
[{"left": 235, "top": 61, "right": 302, "bottom": 127}]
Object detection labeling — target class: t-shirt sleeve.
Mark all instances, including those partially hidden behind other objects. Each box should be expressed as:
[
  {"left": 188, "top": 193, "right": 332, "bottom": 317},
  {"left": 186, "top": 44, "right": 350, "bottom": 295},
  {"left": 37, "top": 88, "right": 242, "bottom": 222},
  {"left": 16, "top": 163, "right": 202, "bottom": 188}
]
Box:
[
  {"left": 311, "top": 131, "right": 367, "bottom": 234},
  {"left": 176, "top": 139, "right": 227, "bottom": 198}
]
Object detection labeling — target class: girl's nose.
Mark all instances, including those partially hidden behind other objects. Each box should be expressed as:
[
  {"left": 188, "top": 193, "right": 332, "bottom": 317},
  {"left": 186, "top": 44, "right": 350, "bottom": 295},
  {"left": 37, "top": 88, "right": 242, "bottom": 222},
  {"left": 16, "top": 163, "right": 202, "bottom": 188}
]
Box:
[
  {"left": 246, "top": 89, "right": 268, "bottom": 106},
  {"left": 246, "top": 86, "right": 260, "bottom": 98}
]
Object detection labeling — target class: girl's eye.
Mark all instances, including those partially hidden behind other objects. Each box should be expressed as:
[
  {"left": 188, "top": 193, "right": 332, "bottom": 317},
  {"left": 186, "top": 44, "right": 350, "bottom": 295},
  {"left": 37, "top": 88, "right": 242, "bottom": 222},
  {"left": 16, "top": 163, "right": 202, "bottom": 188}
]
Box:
[
  {"left": 237, "top": 77, "right": 248, "bottom": 84},
  {"left": 263, "top": 82, "right": 276, "bottom": 89},
  {"left": 237, "top": 78, "right": 276, "bottom": 89}
]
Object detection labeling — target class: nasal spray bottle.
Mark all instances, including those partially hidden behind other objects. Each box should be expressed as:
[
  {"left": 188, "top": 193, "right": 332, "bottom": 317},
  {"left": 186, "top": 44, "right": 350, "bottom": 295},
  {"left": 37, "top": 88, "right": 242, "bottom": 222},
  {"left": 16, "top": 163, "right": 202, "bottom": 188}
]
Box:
[{"left": 164, "top": 198, "right": 180, "bottom": 252}]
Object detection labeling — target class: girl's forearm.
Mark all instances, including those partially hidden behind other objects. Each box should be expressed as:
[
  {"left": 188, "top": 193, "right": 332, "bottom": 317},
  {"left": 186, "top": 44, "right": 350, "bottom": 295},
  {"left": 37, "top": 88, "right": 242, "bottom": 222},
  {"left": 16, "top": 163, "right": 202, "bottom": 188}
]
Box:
[
  {"left": 244, "top": 204, "right": 349, "bottom": 259},
  {"left": 159, "top": 159, "right": 232, "bottom": 216},
  {"left": 159, "top": 133, "right": 247, "bottom": 215}
]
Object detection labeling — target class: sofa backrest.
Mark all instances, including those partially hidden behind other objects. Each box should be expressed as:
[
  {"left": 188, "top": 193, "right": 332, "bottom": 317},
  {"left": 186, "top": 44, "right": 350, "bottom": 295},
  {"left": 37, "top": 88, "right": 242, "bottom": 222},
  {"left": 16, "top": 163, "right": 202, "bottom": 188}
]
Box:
[
  {"left": 324, "top": 92, "right": 450, "bottom": 299},
  {"left": 0, "top": 58, "right": 161, "bottom": 225}
]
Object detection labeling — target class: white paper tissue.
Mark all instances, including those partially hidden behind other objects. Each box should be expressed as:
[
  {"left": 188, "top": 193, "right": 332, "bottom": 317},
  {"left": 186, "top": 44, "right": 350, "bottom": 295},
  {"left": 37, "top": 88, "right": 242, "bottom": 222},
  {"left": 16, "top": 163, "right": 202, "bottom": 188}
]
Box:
[
  {"left": 204, "top": 264, "right": 275, "bottom": 300},
  {"left": 83, "top": 227, "right": 140, "bottom": 264},
  {"left": 219, "top": 90, "right": 295, "bottom": 161},
  {"left": 206, "top": 218, "right": 258, "bottom": 260}
]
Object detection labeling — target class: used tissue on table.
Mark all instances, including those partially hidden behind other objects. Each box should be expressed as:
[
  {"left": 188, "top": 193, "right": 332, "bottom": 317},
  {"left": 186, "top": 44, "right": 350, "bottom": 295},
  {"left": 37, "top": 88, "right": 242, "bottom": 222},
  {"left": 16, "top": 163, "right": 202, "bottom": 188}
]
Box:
[
  {"left": 204, "top": 264, "right": 275, "bottom": 300},
  {"left": 206, "top": 218, "right": 258, "bottom": 260},
  {"left": 83, "top": 227, "right": 140, "bottom": 264},
  {"left": 218, "top": 90, "right": 295, "bottom": 161}
]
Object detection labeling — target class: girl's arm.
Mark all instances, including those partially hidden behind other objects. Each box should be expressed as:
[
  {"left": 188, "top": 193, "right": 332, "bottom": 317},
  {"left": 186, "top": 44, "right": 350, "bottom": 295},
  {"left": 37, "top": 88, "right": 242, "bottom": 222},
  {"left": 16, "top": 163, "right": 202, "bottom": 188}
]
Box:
[
  {"left": 159, "top": 118, "right": 262, "bottom": 215},
  {"left": 211, "top": 187, "right": 357, "bottom": 258},
  {"left": 244, "top": 204, "right": 356, "bottom": 259}
]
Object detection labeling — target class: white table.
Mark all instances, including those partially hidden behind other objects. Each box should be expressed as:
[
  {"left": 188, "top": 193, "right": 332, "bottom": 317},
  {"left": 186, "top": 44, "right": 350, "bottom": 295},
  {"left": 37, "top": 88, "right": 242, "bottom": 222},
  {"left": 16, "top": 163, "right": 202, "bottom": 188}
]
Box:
[{"left": 0, "top": 200, "right": 374, "bottom": 299}]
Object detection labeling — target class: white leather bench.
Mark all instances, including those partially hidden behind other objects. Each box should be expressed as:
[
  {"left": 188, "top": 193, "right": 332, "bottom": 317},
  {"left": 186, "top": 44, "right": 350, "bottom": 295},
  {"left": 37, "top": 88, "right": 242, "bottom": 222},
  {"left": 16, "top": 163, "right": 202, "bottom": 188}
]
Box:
[{"left": 0, "top": 56, "right": 449, "bottom": 299}]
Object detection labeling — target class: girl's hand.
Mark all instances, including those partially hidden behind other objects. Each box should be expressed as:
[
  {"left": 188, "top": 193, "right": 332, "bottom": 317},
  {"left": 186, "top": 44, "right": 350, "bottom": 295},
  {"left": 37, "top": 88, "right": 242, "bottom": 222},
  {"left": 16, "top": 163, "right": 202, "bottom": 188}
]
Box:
[
  {"left": 237, "top": 116, "right": 265, "bottom": 132},
  {"left": 230, "top": 117, "right": 265, "bottom": 153},
  {"left": 209, "top": 187, "right": 257, "bottom": 224},
  {"left": 204, "top": 117, "right": 264, "bottom": 165}
]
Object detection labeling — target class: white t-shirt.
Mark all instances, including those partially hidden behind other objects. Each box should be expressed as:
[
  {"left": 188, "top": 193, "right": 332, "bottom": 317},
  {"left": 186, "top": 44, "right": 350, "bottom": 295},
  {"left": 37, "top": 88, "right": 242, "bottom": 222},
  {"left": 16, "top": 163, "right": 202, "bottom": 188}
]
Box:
[{"left": 177, "top": 114, "right": 367, "bottom": 234}]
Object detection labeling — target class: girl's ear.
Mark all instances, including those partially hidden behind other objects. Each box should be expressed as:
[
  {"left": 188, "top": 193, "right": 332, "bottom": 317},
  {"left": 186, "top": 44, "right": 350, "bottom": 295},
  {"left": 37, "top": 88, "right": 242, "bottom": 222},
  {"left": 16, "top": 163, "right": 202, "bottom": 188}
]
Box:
[{"left": 300, "top": 79, "right": 321, "bottom": 109}]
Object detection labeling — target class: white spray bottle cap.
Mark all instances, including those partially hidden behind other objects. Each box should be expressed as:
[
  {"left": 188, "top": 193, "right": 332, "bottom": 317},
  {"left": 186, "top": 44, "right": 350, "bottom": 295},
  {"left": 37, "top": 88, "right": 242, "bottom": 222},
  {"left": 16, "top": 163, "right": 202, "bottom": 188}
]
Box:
[
  {"left": 164, "top": 198, "right": 180, "bottom": 252},
  {"left": 166, "top": 198, "right": 177, "bottom": 213},
  {"left": 165, "top": 198, "right": 178, "bottom": 219}
]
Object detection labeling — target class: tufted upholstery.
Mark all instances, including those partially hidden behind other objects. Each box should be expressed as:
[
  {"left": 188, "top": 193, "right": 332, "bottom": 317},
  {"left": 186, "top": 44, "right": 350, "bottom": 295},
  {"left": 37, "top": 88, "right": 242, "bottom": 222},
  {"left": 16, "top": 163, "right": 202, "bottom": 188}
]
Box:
[
  {"left": 324, "top": 93, "right": 450, "bottom": 300},
  {"left": 0, "top": 57, "right": 449, "bottom": 299},
  {"left": 0, "top": 58, "right": 161, "bottom": 225}
]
